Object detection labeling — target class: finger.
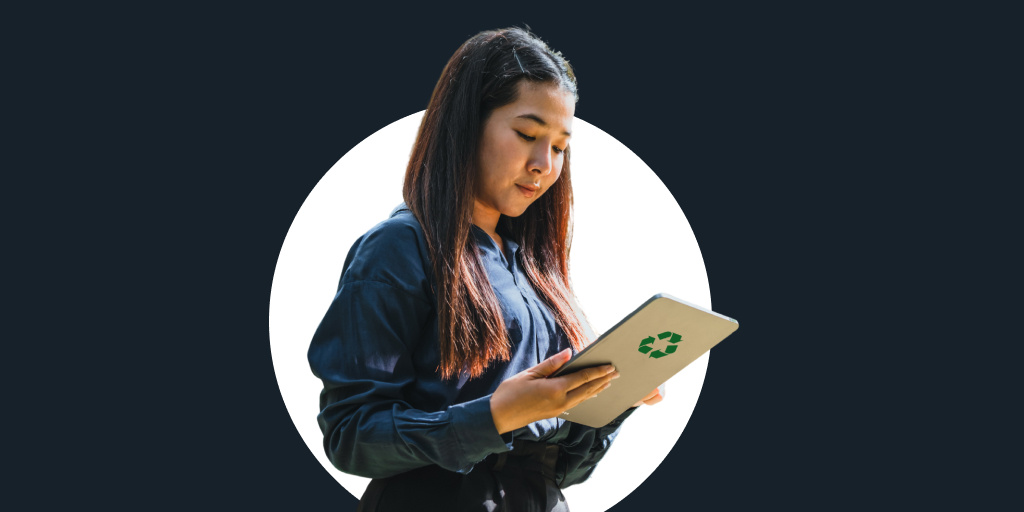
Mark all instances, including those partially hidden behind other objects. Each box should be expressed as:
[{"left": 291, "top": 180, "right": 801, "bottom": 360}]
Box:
[
  {"left": 565, "top": 372, "right": 617, "bottom": 405},
  {"left": 529, "top": 348, "right": 573, "bottom": 378},
  {"left": 633, "top": 388, "right": 659, "bottom": 407},
  {"left": 643, "top": 391, "right": 664, "bottom": 406},
  {"left": 559, "top": 364, "right": 616, "bottom": 390}
]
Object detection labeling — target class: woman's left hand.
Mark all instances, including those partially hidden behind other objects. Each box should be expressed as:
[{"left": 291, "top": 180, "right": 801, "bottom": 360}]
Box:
[{"left": 633, "top": 385, "right": 665, "bottom": 407}]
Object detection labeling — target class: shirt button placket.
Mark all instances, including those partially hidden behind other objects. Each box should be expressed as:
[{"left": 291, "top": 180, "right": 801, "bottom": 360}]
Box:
[{"left": 509, "top": 259, "right": 531, "bottom": 302}]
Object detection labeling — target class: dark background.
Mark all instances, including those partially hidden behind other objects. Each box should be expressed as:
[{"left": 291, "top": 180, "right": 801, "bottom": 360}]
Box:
[{"left": 10, "top": 4, "right": 1014, "bottom": 510}]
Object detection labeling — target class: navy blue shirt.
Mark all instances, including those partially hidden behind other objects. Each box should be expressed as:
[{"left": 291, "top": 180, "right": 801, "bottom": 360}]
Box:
[{"left": 308, "top": 205, "right": 634, "bottom": 487}]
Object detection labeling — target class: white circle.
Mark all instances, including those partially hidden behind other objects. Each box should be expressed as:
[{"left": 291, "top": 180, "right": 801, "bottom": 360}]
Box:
[{"left": 269, "top": 112, "right": 712, "bottom": 512}]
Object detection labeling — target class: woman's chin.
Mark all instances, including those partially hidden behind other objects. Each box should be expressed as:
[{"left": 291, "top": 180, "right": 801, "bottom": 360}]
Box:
[{"left": 500, "top": 204, "right": 532, "bottom": 218}]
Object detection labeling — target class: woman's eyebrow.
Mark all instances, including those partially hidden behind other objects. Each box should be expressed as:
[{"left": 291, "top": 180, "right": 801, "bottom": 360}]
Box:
[{"left": 516, "top": 113, "right": 571, "bottom": 136}]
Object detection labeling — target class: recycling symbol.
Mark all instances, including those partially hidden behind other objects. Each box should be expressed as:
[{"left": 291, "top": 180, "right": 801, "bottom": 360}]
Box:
[{"left": 638, "top": 331, "right": 682, "bottom": 359}]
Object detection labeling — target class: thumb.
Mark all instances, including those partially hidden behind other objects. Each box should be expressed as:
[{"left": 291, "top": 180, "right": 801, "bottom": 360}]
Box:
[{"left": 530, "top": 348, "right": 572, "bottom": 378}]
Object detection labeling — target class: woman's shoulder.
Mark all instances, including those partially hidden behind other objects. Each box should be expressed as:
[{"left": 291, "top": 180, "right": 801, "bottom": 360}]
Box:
[
  {"left": 340, "top": 204, "right": 432, "bottom": 291},
  {"left": 359, "top": 204, "right": 425, "bottom": 246}
]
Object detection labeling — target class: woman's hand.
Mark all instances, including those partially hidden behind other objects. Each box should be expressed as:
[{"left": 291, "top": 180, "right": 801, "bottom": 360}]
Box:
[
  {"left": 490, "top": 348, "right": 619, "bottom": 435},
  {"left": 633, "top": 385, "right": 665, "bottom": 407}
]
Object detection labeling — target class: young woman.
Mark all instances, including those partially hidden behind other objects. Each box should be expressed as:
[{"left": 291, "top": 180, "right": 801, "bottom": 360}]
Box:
[{"left": 308, "top": 27, "right": 662, "bottom": 512}]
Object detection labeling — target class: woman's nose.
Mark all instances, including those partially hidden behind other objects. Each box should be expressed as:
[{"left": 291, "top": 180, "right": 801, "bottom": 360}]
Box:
[{"left": 529, "top": 146, "right": 553, "bottom": 175}]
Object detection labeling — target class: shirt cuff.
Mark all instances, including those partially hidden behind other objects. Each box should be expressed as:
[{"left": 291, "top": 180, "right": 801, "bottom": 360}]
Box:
[{"left": 449, "top": 394, "right": 514, "bottom": 469}]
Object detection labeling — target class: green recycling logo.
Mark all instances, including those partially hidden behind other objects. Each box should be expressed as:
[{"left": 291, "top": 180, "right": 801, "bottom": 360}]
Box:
[{"left": 638, "top": 331, "right": 683, "bottom": 359}]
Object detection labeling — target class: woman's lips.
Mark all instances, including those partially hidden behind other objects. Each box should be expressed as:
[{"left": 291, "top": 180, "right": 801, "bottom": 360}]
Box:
[{"left": 517, "top": 184, "right": 539, "bottom": 198}]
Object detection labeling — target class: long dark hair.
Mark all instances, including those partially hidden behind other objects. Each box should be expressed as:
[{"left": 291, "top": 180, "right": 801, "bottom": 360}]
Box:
[{"left": 403, "top": 27, "right": 587, "bottom": 380}]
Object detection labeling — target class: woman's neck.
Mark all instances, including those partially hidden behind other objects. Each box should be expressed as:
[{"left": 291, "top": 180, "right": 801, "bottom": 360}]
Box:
[{"left": 471, "top": 200, "right": 503, "bottom": 248}]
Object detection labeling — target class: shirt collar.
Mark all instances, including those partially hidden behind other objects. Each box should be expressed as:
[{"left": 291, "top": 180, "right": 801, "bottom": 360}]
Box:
[
  {"left": 394, "top": 203, "right": 520, "bottom": 257},
  {"left": 469, "top": 221, "right": 520, "bottom": 262}
]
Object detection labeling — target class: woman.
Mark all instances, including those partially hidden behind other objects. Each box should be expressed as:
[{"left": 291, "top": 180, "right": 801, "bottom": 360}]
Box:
[{"left": 308, "top": 27, "right": 662, "bottom": 512}]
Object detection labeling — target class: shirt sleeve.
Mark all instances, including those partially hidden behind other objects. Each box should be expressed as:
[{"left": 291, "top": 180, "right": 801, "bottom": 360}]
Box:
[
  {"left": 557, "top": 406, "right": 638, "bottom": 488},
  {"left": 308, "top": 221, "right": 513, "bottom": 479}
]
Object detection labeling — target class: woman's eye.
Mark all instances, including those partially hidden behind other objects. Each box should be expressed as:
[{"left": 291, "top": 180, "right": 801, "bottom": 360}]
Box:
[{"left": 517, "top": 131, "right": 563, "bottom": 154}]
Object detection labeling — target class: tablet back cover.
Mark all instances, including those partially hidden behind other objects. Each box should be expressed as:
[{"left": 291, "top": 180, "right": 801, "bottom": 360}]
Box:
[{"left": 551, "top": 294, "right": 739, "bottom": 427}]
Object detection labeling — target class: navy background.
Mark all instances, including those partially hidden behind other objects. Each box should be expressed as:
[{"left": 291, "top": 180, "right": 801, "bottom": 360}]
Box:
[{"left": 9, "top": 4, "right": 1014, "bottom": 510}]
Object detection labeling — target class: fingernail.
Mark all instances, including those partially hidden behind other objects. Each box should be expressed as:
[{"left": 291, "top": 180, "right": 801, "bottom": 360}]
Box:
[{"left": 612, "top": 372, "right": 620, "bottom": 379}]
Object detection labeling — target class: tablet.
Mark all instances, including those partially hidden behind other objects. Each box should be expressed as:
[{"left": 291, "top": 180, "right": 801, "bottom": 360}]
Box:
[{"left": 550, "top": 293, "right": 739, "bottom": 427}]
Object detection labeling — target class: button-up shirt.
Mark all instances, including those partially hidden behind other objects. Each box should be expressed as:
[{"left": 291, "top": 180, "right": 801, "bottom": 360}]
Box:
[{"left": 308, "top": 205, "right": 633, "bottom": 487}]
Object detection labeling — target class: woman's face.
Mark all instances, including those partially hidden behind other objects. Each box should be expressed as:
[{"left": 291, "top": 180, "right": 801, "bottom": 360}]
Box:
[{"left": 474, "top": 81, "right": 576, "bottom": 222}]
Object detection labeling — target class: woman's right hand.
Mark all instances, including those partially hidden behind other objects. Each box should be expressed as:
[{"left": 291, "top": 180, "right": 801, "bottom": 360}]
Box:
[{"left": 489, "top": 348, "right": 619, "bottom": 435}]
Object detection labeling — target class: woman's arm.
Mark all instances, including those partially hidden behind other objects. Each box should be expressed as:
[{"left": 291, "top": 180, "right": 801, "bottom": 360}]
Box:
[
  {"left": 311, "top": 280, "right": 620, "bottom": 478},
  {"left": 308, "top": 217, "right": 514, "bottom": 478},
  {"left": 310, "top": 277, "right": 514, "bottom": 478},
  {"left": 490, "top": 349, "right": 618, "bottom": 435}
]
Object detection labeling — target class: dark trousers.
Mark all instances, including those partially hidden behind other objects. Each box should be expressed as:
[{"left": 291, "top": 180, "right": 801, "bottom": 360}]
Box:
[{"left": 358, "top": 441, "right": 570, "bottom": 512}]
